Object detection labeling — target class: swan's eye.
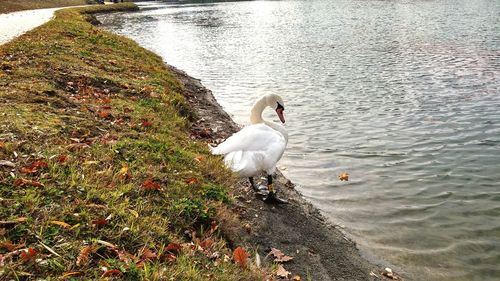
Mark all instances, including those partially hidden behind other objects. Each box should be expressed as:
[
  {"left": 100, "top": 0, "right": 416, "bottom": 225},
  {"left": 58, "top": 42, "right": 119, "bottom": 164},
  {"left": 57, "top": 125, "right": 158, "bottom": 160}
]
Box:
[{"left": 276, "top": 102, "right": 284, "bottom": 111}]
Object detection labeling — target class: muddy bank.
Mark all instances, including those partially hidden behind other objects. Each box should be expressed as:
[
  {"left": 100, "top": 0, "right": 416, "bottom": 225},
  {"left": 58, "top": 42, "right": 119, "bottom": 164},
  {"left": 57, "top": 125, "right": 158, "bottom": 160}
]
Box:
[{"left": 170, "top": 66, "right": 392, "bottom": 280}]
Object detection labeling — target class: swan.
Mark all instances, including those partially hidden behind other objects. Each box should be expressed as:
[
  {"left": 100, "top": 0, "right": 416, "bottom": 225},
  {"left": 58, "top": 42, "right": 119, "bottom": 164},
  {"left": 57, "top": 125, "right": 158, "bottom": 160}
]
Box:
[{"left": 210, "top": 94, "right": 288, "bottom": 203}]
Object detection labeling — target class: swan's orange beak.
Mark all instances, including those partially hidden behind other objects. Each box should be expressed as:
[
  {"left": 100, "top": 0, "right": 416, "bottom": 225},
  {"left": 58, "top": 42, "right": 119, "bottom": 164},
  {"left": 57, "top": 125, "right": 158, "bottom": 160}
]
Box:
[{"left": 276, "top": 108, "right": 285, "bottom": 123}]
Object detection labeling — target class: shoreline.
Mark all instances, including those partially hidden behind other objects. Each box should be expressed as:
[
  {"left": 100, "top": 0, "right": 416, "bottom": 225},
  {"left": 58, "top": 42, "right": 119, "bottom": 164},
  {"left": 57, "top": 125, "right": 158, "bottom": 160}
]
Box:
[
  {"left": 0, "top": 3, "right": 398, "bottom": 279},
  {"left": 168, "top": 65, "right": 386, "bottom": 280}
]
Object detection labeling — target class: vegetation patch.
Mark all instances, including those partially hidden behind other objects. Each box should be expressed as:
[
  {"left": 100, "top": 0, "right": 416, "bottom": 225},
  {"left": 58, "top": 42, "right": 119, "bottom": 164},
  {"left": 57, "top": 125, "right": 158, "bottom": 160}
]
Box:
[{"left": 0, "top": 4, "right": 261, "bottom": 280}]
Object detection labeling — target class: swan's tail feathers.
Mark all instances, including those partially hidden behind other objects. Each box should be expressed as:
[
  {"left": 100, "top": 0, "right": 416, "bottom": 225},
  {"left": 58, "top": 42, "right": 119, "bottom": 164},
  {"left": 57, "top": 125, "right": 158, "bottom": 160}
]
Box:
[{"left": 209, "top": 143, "right": 223, "bottom": 155}]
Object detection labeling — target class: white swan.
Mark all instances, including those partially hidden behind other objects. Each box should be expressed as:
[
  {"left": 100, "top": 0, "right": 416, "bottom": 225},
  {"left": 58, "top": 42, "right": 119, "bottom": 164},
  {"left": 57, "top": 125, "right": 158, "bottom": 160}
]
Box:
[{"left": 210, "top": 94, "right": 288, "bottom": 203}]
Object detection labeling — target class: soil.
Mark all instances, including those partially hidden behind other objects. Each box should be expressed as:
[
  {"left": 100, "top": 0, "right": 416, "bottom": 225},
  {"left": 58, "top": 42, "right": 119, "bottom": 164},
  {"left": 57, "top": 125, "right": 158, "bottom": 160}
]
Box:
[{"left": 171, "top": 66, "right": 394, "bottom": 281}]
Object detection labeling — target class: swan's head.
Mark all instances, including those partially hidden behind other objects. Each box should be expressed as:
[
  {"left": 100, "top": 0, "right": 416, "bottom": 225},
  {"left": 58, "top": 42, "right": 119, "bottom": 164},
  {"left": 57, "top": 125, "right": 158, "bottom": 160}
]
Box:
[{"left": 265, "top": 94, "right": 286, "bottom": 123}]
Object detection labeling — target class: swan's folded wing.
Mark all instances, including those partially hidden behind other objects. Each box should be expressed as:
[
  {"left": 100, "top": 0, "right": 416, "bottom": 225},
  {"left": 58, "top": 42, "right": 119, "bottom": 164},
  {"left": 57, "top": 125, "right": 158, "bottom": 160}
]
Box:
[{"left": 211, "top": 124, "right": 285, "bottom": 155}]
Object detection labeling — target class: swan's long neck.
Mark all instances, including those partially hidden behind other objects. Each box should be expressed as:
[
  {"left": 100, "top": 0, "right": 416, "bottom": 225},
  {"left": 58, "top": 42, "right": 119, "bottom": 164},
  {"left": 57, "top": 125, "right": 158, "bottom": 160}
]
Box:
[{"left": 250, "top": 97, "right": 268, "bottom": 124}]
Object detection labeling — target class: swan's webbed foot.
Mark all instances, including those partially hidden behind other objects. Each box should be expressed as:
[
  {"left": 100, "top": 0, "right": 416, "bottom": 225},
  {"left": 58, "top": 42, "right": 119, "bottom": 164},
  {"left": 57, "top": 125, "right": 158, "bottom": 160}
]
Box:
[{"left": 263, "top": 191, "right": 288, "bottom": 204}]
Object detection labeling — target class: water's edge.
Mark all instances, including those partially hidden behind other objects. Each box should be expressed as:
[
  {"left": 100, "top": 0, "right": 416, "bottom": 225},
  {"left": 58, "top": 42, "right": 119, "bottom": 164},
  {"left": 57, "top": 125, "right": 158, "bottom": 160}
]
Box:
[{"left": 166, "top": 63, "right": 394, "bottom": 279}]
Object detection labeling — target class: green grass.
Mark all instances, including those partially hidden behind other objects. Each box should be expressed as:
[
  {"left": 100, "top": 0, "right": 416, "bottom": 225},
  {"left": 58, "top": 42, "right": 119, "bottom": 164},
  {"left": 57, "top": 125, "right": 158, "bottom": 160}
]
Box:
[{"left": 0, "top": 4, "right": 261, "bottom": 280}]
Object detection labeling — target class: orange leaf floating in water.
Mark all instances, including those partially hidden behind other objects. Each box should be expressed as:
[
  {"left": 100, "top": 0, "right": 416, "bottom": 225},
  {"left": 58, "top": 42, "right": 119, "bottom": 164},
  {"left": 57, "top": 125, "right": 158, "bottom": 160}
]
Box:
[
  {"left": 233, "top": 246, "right": 249, "bottom": 268},
  {"left": 338, "top": 172, "right": 349, "bottom": 181},
  {"left": 142, "top": 179, "right": 161, "bottom": 190}
]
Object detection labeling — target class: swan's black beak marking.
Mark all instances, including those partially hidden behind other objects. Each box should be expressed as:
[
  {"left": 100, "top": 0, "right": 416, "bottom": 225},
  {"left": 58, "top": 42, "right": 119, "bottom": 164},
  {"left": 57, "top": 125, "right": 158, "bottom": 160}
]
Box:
[{"left": 276, "top": 102, "right": 285, "bottom": 123}]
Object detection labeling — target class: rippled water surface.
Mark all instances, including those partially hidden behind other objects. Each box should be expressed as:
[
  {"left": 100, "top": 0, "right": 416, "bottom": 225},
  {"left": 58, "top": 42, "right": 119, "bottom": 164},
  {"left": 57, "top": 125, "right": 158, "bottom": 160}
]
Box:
[{"left": 99, "top": 1, "right": 500, "bottom": 279}]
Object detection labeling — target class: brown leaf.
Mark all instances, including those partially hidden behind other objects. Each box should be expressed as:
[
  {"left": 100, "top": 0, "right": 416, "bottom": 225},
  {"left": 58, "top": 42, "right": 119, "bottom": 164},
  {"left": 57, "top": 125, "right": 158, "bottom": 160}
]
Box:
[
  {"left": 292, "top": 275, "right": 301, "bottom": 281},
  {"left": 140, "top": 247, "right": 158, "bottom": 261},
  {"left": 50, "top": 220, "right": 71, "bottom": 229},
  {"left": 97, "top": 110, "right": 111, "bottom": 119},
  {"left": 338, "top": 172, "right": 349, "bottom": 181},
  {"left": 56, "top": 155, "right": 69, "bottom": 163},
  {"left": 185, "top": 177, "right": 199, "bottom": 185},
  {"left": 0, "top": 228, "right": 6, "bottom": 236},
  {"left": 142, "top": 179, "right": 161, "bottom": 190},
  {"left": 20, "top": 248, "right": 37, "bottom": 263},
  {"left": 101, "top": 269, "right": 123, "bottom": 277},
  {"left": 199, "top": 239, "right": 214, "bottom": 250},
  {"left": 20, "top": 160, "right": 48, "bottom": 174},
  {"left": 91, "top": 219, "right": 108, "bottom": 226},
  {"left": 276, "top": 264, "right": 290, "bottom": 278},
  {"left": 0, "top": 217, "right": 27, "bottom": 225},
  {"left": 270, "top": 247, "right": 294, "bottom": 263},
  {"left": 76, "top": 245, "right": 95, "bottom": 266},
  {"left": 194, "top": 155, "right": 204, "bottom": 163},
  {"left": 0, "top": 241, "right": 24, "bottom": 252},
  {"left": 141, "top": 120, "right": 153, "bottom": 127},
  {"left": 165, "top": 243, "right": 182, "bottom": 253},
  {"left": 233, "top": 246, "right": 249, "bottom": 268},
  {"left": 14, "top": 178, "right": 44, "bottom": 187}
]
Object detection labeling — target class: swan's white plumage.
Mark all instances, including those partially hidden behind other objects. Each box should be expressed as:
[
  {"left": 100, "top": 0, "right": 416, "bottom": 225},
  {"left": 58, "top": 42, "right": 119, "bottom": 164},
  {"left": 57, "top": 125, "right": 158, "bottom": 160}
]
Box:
[
  {"left": 210, "top": 94, "right": 287, "bottom": 178},
  {"left": 211, "top": 123, "right": 286, "bottom": 177}
]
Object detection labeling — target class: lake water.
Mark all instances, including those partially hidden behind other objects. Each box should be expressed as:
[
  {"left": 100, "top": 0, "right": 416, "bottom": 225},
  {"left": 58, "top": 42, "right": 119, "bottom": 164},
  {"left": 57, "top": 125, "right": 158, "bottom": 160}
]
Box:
[{"left": 98, "top": 1, "right": 500, "bottom": 280}]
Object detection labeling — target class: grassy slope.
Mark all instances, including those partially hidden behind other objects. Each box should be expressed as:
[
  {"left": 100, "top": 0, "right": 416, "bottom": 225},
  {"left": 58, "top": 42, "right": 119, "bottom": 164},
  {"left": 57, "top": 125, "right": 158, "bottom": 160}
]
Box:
[
  {"left": 0, "top": 4, "right": 260, "bottom": 280},
  {"left": 0, "top": 0, "right": 99, "bottom": 14}
]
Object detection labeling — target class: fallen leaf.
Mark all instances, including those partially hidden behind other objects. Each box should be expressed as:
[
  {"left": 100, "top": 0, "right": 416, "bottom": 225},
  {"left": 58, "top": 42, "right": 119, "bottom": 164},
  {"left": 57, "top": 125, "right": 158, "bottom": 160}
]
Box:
[
  {"left": 20, "top": 248, "right": 37, "bottom": 263},
  {"left": 91, "top": 219, "right": 108, "bottom": 226},
  {"left": 339, "top": 172, "right": 349, "bottom": 181},
  {"left": 140, "top": 247, "right": 157, "bottom": 261},
  {"left": 61, "top": 272, "right": 83, "bottom": 279},
  {"left": 292, "top": 275, "right": 301, "bottom": 281},
  {"left": 0, "top": 228, "right": 6, "bottom": 236},
  {"left": 199, "top": 239, "right": 214, "bottom": 250},
  {"left": 101, "top": 269, "right": 123, "bottom": 277},
  {"left": 56, "top": 155, "right": 69, "bottom": 163},
  {"left": 141, "top": 120, "right": 153, "bottom": 127},
  {"left": 0, "top": 241, "right": 24, "bottom": 252},
  {"left": 76, "top": 245, "right": 96, "bottom": 266},
  {"left": 276, "top": 264, "right": 290, "bottom": 278},
  {"left": 50, "top": 220, "right": 71, "bottom": 229},
  {"left": 194, "top": 155, "right": 204, "bottom": 162},
  {"left": 185, "top": 177, "right": 199, "bottom": 185},
  {"left": 270, "top": 247, "right": 294, "bottom": 262},
  {"left": 0, "top": 217, "right": 27, "bottom": 225},
  {"left": 14, "top": 178, "right": 44, "bottom": 187},
  {"left": 142, "top": 179, "right": 160, "bottom": 190},
  {"left": 97, "top": 110, "right": 111, "bottom": 119},
  {"left": 233, "top": 246, "right": 249, "bottom": 268},
  {"left": 165, "top": 243, "right": 182, "bottom": 253},
  {"left": 20, "top": 160, "right": 48, "bottom": 174}
]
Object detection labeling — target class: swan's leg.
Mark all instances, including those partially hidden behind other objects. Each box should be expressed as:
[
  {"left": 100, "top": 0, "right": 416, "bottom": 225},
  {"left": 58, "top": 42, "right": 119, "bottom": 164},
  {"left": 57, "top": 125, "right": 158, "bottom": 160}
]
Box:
[
  {"left": 263, "top": 174, "right": 288, "bottom": 204},
  {"left": 249, "top": 177, "right": 259, "bottom": 192}
]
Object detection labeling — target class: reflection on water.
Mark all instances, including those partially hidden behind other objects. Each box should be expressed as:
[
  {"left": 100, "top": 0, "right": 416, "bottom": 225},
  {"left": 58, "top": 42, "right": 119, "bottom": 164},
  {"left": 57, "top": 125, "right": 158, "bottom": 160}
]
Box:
[{"left": 99, "top": 1, "right": 500, "bottom": 280}]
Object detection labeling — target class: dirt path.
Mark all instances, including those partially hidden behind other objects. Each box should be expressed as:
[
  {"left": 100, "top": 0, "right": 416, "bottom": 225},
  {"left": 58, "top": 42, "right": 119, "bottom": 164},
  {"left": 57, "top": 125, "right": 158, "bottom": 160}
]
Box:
[
  {"left": 171, "top": 66, "right": 388, "bottom": 280},
  {"left": 0, "top": 8, "right": 61, "bottom": 44}
]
